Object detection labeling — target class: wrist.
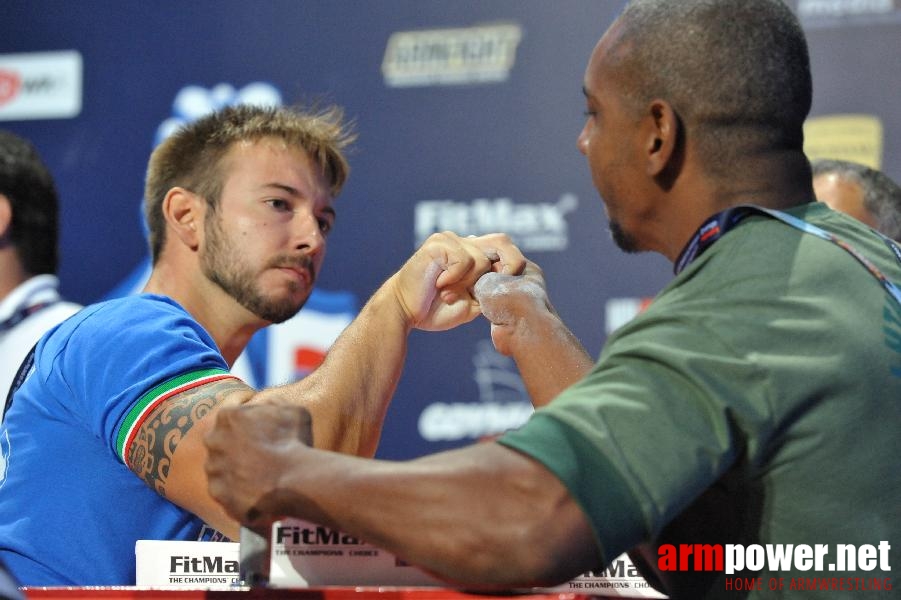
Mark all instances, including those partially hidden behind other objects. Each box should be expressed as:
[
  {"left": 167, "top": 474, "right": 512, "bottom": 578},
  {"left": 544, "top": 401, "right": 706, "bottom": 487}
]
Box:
[{"left": 372, "top": 274, "right": 417, "bottom": 332}]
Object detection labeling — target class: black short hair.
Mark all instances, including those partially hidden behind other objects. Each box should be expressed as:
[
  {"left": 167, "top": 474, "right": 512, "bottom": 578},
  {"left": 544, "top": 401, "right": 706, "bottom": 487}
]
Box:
[
  {"left": 612, "top": 0, "right": 812, "bottom": 178},
  {"left": 0, "top": 130, "right": 59, "bottom": 275}
]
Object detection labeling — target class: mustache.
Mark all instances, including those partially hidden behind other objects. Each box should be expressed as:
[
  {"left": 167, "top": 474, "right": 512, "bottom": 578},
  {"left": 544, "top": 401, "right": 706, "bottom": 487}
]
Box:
[{"left": 269, "top": 254, "right": 316, "bottom": 281}]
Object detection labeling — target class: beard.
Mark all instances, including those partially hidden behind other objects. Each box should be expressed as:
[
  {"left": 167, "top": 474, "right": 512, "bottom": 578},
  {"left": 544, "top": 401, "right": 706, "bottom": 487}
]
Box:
[
  {"left": 609, "top": 219, "right": 641, "bottom": 254},
  {"left": 201, "top": 215, "right": 312, "bottom": 324}
]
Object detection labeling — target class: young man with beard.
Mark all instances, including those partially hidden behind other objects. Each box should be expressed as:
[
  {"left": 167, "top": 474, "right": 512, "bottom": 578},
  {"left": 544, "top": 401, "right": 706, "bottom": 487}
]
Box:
[
  {"left": 0, "top": 104, "right": 526, "bottom": 586},
  {"left": 204, "top": 2, "right": 901, "bottom": 598}
]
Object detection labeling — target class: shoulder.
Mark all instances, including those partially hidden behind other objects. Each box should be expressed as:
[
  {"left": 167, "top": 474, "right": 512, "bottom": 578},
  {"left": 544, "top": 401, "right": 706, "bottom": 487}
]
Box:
[
  {"left": 39, "top": 295, "right": 215, "bottom": 364},
  {"left": 54, "top": 294, "right": 192, "bottom": 334}
]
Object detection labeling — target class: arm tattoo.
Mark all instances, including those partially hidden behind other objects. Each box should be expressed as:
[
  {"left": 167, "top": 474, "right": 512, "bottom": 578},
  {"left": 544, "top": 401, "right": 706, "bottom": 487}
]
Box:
[{"left": 127, "top": 378, "right": 249, "bottom": 497}]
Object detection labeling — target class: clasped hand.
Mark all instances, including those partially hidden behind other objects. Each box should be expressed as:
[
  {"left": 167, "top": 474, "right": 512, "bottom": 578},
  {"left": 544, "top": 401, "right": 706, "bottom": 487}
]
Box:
[
  {"left": 473, "top": 261, "right": 552, "bottom": 355},
  {"left": 391, "top": 232, "right": 527, "bottom": 331},
  {"left": 205, "top": 403, "right": 315, "bottom": 530}
]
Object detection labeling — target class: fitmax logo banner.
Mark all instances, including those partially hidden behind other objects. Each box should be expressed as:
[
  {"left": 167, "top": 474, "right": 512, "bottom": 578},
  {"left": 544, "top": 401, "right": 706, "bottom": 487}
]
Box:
[{"left": 414, "top": 194, "right": 578, "bottom": 252}]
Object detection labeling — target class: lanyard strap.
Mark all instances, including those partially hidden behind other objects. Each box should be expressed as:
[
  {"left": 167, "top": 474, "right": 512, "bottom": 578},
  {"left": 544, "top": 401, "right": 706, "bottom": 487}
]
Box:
[
  {"left": 1, "top": 285, "right": 60, "bottom": 419},
  {"left": 674, "top": 204, "right": 901, "bottom": 306},
  {"left": 674, "top": 206, "right": 755, "bottom": 274},
  {"left": 3, "top": 343, "right": 36, "bottom": 422},
  {"left": 0, "top": 277, "right": 62, "bottom": 334},
  {"left": 0, "top": 301, "right": 56, "bottom": 334}
]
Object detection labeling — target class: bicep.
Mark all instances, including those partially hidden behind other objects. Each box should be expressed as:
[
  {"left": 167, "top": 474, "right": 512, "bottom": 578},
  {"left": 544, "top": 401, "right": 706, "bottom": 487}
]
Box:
[
  {"left": 478, "top": 444, "right": 601, "bottom": 585},
  {"left": 374, "top": 442, "right": 601, "bottom": 586}
]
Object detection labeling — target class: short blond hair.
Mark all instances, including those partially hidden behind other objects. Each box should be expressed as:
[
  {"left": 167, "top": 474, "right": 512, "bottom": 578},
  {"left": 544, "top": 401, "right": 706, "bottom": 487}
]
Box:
[{"left": 144, "top": 104, "right": 355, "bottom": 263}]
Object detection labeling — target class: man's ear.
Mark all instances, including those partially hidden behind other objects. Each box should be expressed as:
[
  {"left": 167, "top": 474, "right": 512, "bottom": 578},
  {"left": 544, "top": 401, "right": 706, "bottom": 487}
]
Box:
[
  {"left": 0, "top": 194, "right": 11, "bottom": 240},
  {"left": 161, "top": 187, "right": 204, "bottom": 250},
  {"left": 642, "top": 99, "right": 679, "bottom": 177}
]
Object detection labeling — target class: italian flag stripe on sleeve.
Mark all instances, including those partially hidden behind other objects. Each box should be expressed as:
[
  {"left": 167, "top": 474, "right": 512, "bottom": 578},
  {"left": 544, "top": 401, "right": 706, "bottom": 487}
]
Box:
[{"left": 115, "top": 368, "right": 239, "bottom": 462}]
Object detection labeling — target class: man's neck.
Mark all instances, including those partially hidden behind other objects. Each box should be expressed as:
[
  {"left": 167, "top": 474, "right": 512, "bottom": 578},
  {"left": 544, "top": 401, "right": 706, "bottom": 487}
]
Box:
[
  {"left": 0, "top": 250, "right": 30, "bottom": 301},
  {"left": 143, "top": 263, "right": 264, "bottom": 367},
  {"left": 661, "top": 153, "right": 816, "bottom": 263}
]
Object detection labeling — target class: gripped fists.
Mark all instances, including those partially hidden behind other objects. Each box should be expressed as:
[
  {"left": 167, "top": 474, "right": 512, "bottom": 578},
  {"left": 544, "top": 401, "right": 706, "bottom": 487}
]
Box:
[
  {"left": 473, "top": 261, "right": 553, "bottom": 355},
  {"left": 205, "top": 403, "right": 315, "bottom": 529},
  {"left": 390, "top": 232, "right": 526, "bottom": 332}
]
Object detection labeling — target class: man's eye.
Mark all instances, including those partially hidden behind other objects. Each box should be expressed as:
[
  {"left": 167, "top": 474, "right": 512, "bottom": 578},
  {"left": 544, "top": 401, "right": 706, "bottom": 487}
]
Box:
[
  {"left": 318, "top": 217, "right": 333, "bottom": 235},
  {"left": 266, "top": 198, "right": 292, "bottom": 211}
]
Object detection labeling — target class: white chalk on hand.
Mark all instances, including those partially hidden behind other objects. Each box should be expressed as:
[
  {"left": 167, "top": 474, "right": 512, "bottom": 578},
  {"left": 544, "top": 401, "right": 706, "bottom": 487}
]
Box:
[{"left": 473, "top": 272, "right": 509, "bottom": 304}]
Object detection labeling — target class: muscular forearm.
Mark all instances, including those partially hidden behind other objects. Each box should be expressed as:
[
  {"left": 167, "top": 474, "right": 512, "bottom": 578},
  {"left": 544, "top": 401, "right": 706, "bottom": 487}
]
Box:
[
  {"left": 251, "top": 279, "right": 410, "bottom": 456},
  {"left": 474, "top": 267, "right": 594, "bottom": 407},
  {"left": 509, "top": 309, "right": 594, "bottom": 407},
  {"left": 246, "top": 231, "right": 523, "bottom": 456},
  {"left": 170, "top": 233, "right": 523, "bottom": 538},
  {"left": 265, "top": 442, "right": 599, "bottom": 588}
]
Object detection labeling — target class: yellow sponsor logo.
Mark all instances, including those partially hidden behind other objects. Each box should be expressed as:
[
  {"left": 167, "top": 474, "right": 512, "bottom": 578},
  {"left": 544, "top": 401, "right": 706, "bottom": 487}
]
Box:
[
  {"left": 382, "top": 24, "right": 522, "bottom": 87},
  {"left": 804, "top": 114, "right": 883, "bottom": 169}
]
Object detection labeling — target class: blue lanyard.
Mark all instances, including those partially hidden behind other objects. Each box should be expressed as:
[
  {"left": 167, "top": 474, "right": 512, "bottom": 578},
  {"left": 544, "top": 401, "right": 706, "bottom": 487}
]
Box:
[
  {"left": 0, "top": 300, "right": 56, "bottom": 334},
  {"left": 674, "top": 204, "right": 901, "bottom": 307},
  {"left": 2, "top": 294, "right": 59, "bottom": 420}
]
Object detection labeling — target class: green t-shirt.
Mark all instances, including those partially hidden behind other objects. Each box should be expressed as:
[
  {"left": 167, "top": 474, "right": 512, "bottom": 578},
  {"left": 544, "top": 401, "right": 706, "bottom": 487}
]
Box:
[{"left": 500, "top": 203, "right": 901, "bottom": 598}]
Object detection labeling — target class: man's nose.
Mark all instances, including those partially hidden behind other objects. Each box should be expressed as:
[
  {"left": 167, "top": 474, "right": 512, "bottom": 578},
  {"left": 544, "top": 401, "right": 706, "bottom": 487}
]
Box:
[
  {"left": 577, "top": 125, "right": 589, "bottom": 156},
  {"left": 293, "top": 211, "right": 325, "bottom": 254}
]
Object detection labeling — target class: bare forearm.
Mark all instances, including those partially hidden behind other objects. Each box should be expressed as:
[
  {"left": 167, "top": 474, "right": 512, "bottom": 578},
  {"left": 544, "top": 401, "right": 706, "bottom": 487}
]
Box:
[
  {"left": 269, "top": 443, "right": 599, "bottom": 587},
  {"left": 474, "top": 266, "right": 593, "bottom": 407},
  {"left": 510, "top": 310, "right": 594, "bottom": 407},
  {"left": 252, "top": 281, "right": 410, "bottom": 456}
]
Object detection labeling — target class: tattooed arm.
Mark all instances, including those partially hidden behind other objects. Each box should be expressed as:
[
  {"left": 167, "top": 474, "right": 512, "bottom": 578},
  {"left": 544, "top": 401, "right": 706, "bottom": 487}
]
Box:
[
  {"left": 126, "top": 378, "right": 254, "bottom": 539},
  {"left": 126, "top": 232, "right": 526, "bottom": 538}
]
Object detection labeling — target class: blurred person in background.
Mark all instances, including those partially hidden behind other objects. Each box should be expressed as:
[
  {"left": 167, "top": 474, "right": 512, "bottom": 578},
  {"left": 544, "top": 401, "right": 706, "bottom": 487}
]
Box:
[
  {"left": 0, "top": 130, "right": 81, "bottom": 416},
  {"left": 812, "top": 158, "right": 901, "bottom": 241}
]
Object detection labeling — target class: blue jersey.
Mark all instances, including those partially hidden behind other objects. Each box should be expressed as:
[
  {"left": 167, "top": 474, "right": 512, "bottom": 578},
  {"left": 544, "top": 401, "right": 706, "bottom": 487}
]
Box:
[
  {"left": 102, "top": 257, "right": 358, "bottom": 389},
  {"left": 0, "top": 295, "right": 236, "bottom": 585}
]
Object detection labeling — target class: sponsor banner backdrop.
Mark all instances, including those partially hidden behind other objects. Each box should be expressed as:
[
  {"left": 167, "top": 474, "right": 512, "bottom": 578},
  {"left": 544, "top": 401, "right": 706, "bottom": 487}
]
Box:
[
  {"left": 1, "top": 0, "right": 899, "bottom": 460},
  {"left": 0, "top": 51, "right": 82, "bottom": 121}
]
